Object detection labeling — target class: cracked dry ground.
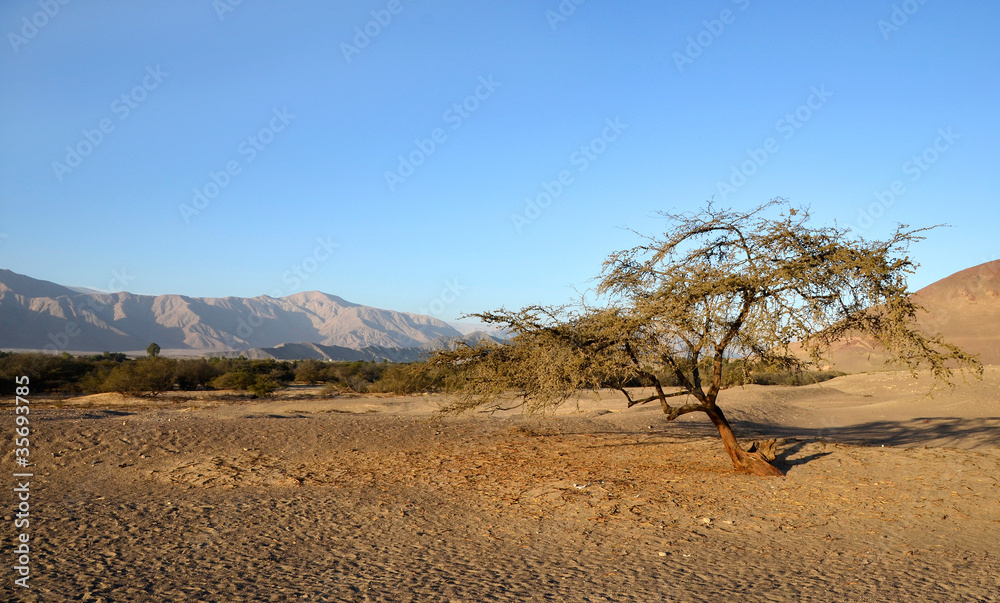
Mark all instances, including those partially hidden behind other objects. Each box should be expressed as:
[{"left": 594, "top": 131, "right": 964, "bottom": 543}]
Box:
[{"left": 4, "top": 406, "right": 999, "bottom": 602}]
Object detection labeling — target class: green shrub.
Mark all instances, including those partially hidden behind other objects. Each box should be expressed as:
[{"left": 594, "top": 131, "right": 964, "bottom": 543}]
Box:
[
  {"left": 247, "top": 376, "right": 280, "bottom": 398},
  {"left": 210, "top": 360, "right": 290, "bottom": 397},
  {"left": 369, "top": 362, "right": 464, "bottom": 395},
  {"left": 0, "top": 352, "right": 110, "bottom": 394},
  {"left": 174, "top": 359, "right": 220, "bottom": 390},
  {"left": 103, "top": 358, "right": 176, "bottom": 397},
  {"left": 294, "top": 359, "right": 322, "bottom": 384},
  {"left": 210, "top": 368, "right": 257, "bottom": 391}
]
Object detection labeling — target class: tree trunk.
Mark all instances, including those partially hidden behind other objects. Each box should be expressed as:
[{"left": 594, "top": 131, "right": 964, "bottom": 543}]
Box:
[{"left": 703, "top": 405, "right": 784, "bottom": 477}]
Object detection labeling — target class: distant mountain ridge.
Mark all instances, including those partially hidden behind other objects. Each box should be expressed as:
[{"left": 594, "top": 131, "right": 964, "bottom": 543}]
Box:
[
  {"left": 214, "top": 332, "right": 503, "bottom": 363},
  {"left": 0, "top": 269, "right": 470, "bottom": 354}
]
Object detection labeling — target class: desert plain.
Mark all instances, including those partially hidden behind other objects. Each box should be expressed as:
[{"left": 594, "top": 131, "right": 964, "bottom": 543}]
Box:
[{"left": 4, "top": 368, "right": 999, "bottom": 602}]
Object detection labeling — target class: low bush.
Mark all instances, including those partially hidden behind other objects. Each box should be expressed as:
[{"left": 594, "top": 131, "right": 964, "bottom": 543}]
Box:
[{"left": 103, "top": 358, "right": 177, "bottom": 397}]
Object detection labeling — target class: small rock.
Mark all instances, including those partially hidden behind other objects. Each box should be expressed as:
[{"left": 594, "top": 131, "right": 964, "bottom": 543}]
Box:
[
  {"left": 698, "top": 517, "right": 712, "bottom": 524},
  {"left": 658, "top": 552, "right": 667, "bottom": 557}
]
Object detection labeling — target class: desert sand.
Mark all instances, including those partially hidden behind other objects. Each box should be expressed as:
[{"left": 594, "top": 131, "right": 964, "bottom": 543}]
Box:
[{"left": 4, "top": 369, "right": 999, "bottom": 601}]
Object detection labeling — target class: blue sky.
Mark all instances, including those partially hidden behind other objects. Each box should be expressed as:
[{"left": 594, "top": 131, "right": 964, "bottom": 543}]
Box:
[{"left": 1, "top": 1, "right": 997, "bottom": 321}]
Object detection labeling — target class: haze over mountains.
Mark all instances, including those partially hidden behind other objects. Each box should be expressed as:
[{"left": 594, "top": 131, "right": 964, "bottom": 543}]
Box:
[
  {"left": 2, "top": 262, "right": 998, "bottom": 365},
  {"left": 0, "top": 269, "right": 493, "bottom": 357}
]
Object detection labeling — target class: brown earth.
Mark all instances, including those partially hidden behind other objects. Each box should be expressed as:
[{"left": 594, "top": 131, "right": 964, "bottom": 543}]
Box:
[
  {"left": 3, "top": 370, "right": 999, "bottom": 601},
  {"left": 823, "top": 260, "right": 1000, "bottom": 372}
]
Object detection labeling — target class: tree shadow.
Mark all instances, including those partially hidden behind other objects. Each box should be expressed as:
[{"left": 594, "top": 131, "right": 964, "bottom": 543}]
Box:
[
  {"left": 770, "top": 439, "right": 833, "bottom": 473},
  {"left": 518, "top": 420, "right": 722, "bottom": 442},
  {"left": 77, "top": 409, "right": 135, "bottom": 420},
  {"left": 733, "top": 416, "right": 1000, "bottom": 450},
  {"left": 504, "top": 415, "right": 1000, "bottom": 472}
]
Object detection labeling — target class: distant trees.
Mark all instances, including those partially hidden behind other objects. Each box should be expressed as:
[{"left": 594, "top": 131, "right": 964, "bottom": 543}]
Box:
[
  {"left": 292, "top": 359, "right": 462, "bottom": 395},
  {"left": 173, "top": 359, "right": 217, "bottom": 390},
  {"left": 428, "top": 199, "right": 982, "bottom": 476},
  {"left": 294, "top": 358, "right": 324, "bottom": 384},
  {"left": 0, "top": 353, "right": 293, "bottom": 398},
  {"left": 0, "top": 351, "right": 100, "bottom": 394},
  {"left": 293, "top": 359, "right": 384, "bottom": 392},
  {"left": 0, "top": 353, "right": 444, "bottom": 398},
  {"left": 146, "top": 343, "right": 161, "bottom": 358},
  {"left": 210, "top": 365, "right": 283, "bottom": 398},
  {"left": 104, "top": 357, "right": 175, "bottom": 397}
]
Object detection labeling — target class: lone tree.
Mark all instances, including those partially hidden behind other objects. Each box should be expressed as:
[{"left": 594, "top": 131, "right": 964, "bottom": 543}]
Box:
[
  {"left": 428, "top": 200, "right": 981, "bottom": 476},
  {"left": 147, "top": 342, "right": 161, "bottom": 358}
]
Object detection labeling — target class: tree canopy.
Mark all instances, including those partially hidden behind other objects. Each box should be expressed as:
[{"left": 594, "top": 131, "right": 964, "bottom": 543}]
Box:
[{"left": 428, "top": 199, "right": 982, "bottom": 476}]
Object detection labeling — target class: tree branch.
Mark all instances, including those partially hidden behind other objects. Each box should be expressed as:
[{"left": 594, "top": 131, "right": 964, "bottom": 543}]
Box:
[
  {"left": 623, "top": 341, "right": 671, "bottom": 412},
  {"left": 620, "top": 389, "right": 690, "bottom": 408},
  {"left": 665, "top": 402, "right": 708, "bottom": 421},
  {"left": 662, "top": 353, "right": 702, "bottom": 402}
]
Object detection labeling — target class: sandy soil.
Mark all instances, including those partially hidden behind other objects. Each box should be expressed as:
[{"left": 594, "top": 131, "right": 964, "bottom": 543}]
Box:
[{"left": 3, "top": 369, "right": 999, "bottom": 601}]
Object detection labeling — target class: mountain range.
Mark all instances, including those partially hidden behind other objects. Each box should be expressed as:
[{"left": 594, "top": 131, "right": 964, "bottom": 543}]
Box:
[
  {"left": 0, "top": 268, "right": 494, "bottom": 357},
  {"left": 217, "top": 332, "right": 503, "bottom": 363}
]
